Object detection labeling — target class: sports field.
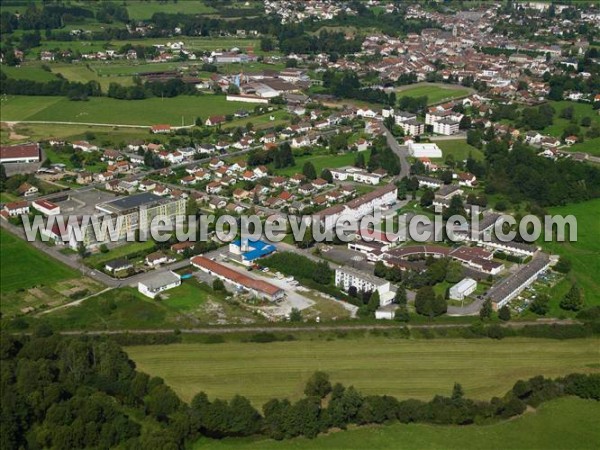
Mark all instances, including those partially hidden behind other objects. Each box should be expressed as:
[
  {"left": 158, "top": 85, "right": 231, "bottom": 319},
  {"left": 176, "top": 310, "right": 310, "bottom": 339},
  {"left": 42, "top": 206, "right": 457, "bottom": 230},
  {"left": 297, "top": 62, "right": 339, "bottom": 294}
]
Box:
[
  {"left": 541, "top": 198, "right": 600, "bottom": 307},
  {"left": 192, "top": 397, "right": 600, "bottom": 450},
  {"left": 0, "top": 228, "right": 79, "bottom": 293},
  {"left": 0, "top": 95, "right": 252, "bottom": 126},
  {"left": 126, "top": 337, "right": 600, "bottom": 407},
  {"left": 395, "top": 83, "right": 472, "bottom": 105}
]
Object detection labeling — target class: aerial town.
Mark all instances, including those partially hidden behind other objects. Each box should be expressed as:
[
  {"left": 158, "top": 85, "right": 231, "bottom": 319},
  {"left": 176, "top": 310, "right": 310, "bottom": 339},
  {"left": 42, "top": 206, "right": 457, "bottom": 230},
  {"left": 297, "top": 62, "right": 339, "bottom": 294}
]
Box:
[{"left": 0, "top": 1, "right": 599, "bottom": 449}]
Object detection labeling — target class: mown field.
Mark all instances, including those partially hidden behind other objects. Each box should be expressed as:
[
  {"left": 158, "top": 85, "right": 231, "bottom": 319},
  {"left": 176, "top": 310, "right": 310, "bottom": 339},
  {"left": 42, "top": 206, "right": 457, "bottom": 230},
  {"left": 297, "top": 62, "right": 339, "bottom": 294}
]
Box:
[
  {"left": 192, "top": 397, "right": 600, "bottom": 450},
  {"left": 126, "top": 337, "right": 600, "bottom": 407},
  {"left": 541, "top": 198, "right": 600, "bottom": 308},
  {"left": 0, "top": 95, "right": 253, "bottom": 125},
  {"left": 395, "top": 83, "right": 472, "bottom": 105},
  {"left": 0, "top": 228, "right": 79, "bottom": 293},
  {"left": 125, "top": 0, "right": 216, "bottom": 20}
]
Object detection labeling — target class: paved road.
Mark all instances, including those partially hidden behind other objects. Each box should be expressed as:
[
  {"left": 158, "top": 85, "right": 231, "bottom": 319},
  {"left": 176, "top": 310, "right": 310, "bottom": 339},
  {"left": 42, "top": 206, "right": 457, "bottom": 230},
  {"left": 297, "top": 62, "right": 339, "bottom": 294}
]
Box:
[
  {"left": 51, "top": 318, "right": 581, "bottom": 336},
  {"left": 382, "top": 125, "right": 410, "bottom": 179},
  {"left": 0, "top": 219, "right": 193, "bottom": 289}
]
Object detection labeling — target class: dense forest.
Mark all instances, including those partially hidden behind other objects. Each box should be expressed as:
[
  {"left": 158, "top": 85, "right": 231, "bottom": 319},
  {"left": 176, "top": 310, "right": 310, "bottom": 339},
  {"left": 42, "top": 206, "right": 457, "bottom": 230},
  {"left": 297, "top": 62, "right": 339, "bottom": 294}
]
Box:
[
  {"left": 484, "top": 140, "right": 600, "bottom": 207},
  {"left": 2, "top": 330, "right": 599, "bottom": 449}
]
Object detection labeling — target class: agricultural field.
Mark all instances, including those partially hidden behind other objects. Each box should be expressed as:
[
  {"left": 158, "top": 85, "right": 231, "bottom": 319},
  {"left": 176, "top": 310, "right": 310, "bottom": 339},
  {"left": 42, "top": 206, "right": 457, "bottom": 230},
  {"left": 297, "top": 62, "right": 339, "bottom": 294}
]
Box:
[
  {"left": 0, "top": 95, "right": 254, "bottom": 126},
  {"left": 125, "top": 1, "right": 216, "bottom": 20},
  {"left": 0, "top": 228, "right": 79, "bottom": 294},
  {"left": 1, "top": 64, "right": 60, "bottom": 82},
  {"left": 541, "top": 198, "right": 600, "bottom": 308},
  {"left": 272, "top": 152, "right": 358, "bottom": 177},
  {"left": 126, "top": 336, "right": 600, "bottom": 407},
  {"left": 433, "top": 139, "right": 485, "bottom": 162},
  {"left": 395, "top": 83, "right": 472, "bottom": 105},
  {"left": 192, "top": 397, "right": 600, "bottom": 450}
]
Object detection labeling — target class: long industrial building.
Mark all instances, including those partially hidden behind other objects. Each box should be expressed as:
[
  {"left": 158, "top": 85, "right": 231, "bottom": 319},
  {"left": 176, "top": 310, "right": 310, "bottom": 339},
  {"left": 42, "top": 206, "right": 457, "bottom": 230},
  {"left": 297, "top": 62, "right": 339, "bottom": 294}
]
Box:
[{"left": 191, "top": 256, "right": 284, "bottom": 301}]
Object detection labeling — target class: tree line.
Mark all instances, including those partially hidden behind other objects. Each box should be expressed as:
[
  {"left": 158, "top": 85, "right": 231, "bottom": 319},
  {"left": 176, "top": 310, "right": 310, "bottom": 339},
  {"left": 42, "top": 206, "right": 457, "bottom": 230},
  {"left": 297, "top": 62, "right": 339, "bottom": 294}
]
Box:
[{"left": 3, "top": 330, "right": 598, "bottom": 449}]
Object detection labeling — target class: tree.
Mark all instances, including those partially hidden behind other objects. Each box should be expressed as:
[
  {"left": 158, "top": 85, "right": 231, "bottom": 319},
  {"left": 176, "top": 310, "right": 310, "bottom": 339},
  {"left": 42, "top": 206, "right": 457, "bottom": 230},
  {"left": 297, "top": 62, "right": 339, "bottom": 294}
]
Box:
[
  {"left": 212, "top": 279, "right": 225, "bottom": 291},
  {"left": 451, "top": 383, "right": 464, "bottom": 400},
  {"left": 420, "top": 189, "right": 435, "bottom": 207},
  {"left": 99, "top": 244, "right": 109, "bottom": 254},
  {"left": 529, "top": 294, "right": 550, "bottom": 315},
  {"left": 77, "top": 242, "right": 87, "bottom": 258},
  {"left": 394, "top": 286, "right": 407, "bottom": 305},
  {"left": 394, "top": 305, "right": 410, "bottom": 322},
  {"left": 554, "top": 257, "right": 571, "bottom": 274},
  {"left": 415, "top": 286, "right": 436, "bottom": 317},
  {"left": 367, "top": 290, "right": 380, "bottom": 314},
  {"left": 498, "top": 305, "right": 511, "bottom": 321},
  {"left": 320, "top": 169, "right": 333, "bottom": 184},
  {"left": 355, "top": 152, "right": 365, "bottom": 168},
  {"left": 289, "top": 308, "right": 302, "bottom": 322},
  {"left": 302, "top": 161, "right": 317, "bottom": 180},
  {"left": 445, "top": 261, "right": 463, "bottom": 283},
  {"left": 374, "top": 261, "right": 387, "bottom": 278},
  {"left": 304, "top": 371, "right": 332, "bottom": 398},
  {"left": 560, "top": 284, "right": 583, "bottom": 311},
  {"left": 479, "top": 299, "right": 493, "bottom": 320}
]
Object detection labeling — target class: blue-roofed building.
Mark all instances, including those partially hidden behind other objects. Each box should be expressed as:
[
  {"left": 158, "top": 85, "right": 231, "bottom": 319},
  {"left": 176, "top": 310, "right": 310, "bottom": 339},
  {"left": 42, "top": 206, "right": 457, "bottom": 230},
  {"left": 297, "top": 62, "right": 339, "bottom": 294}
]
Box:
[{"left": 229, "top": 239, "right": 277, "bottom": 266}]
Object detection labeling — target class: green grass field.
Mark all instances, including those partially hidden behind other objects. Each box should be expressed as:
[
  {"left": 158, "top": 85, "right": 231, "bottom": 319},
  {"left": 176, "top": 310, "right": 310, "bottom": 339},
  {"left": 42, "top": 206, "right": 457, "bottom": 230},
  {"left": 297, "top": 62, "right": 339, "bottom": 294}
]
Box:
[
  {"left": 1, "top": 64, "right": 59, "bottom": 82},
  {"left": 192, "top": 397, "right": 600, "bottom": 450},
  {"left": 125, "top": 0, "right": 216, "bottom": 20},
  {"left": 30, "top": 279, "right": 266, "bottom": 330},
  {"left": 541, "top": 198, "right": 600, "bottom": 307},
  {"left": 433, "top": 139, "right": 485, "bottom": 162},
  {"left": 126, "top": 337, "right": 600, "bottom": 407},
  {"left": 0, "top": 95, "right": 253, "bottom": 126},
  {"left": 0, "top": 228, "right": 79, "bottom": 293},
  {"left": 396, "top": 83, "right": 472, "bottom": 105},
  {"left": 272, "top": 153, "right": 357, "bottom": 177},
  {"left": 566, "top": 137, "right": 600, "bottom": 156},
  {"left": 543, "top": 101, "right": 600, "bottom": 138}
]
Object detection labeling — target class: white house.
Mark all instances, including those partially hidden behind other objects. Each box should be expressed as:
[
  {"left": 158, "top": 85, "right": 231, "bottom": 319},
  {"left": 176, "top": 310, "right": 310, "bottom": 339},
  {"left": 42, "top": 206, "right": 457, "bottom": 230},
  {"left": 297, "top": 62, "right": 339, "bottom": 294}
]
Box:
[
  {"left": 449, "top": 278, "right": 477, "bottom": 300},
  {"left": 138, "top": 271, "right": 181, "bottom": 299}
]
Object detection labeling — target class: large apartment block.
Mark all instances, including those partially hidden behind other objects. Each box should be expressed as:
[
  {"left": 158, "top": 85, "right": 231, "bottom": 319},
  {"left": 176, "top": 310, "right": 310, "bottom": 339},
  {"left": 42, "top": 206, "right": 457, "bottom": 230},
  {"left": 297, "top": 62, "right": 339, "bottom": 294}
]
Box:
[{"left": 67, "top": 193, "right": 185, "bottom": 249}]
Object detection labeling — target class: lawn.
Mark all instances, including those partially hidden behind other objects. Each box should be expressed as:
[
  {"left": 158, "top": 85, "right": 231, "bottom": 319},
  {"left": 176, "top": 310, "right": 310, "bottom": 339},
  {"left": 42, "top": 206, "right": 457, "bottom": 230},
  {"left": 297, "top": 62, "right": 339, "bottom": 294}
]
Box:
[
  {"left": 433, "top": 139, "right": 485, "bottom": 162},
  {"left": 125, "top": 337, "right": 600, "bottom": 407},
  {"left": 1, "top": 95, "right": 253, "bottom": 126},
  {"left": 0, "top": 228, "right": 79, "bottom": 293},
  {"left": 543, "top": 101, "right": 600, "bottom": 138},
  {"left": 272, "top": 152, "right": 358, "bottom": 177},
  {"left": 84, "top": 240, "right": 156, "bottom": 267},
  {"left": 566, "top": 137, "right": 600, "bottom": 157},
  {"left": 192, "top": 397, "right": 600, "bottom": 450},
  {"left": 541, "top": 198, "right": 600, "bottom": 307},
  {"left": 395, "top": 83, "right": 472, "bottom": 105}
]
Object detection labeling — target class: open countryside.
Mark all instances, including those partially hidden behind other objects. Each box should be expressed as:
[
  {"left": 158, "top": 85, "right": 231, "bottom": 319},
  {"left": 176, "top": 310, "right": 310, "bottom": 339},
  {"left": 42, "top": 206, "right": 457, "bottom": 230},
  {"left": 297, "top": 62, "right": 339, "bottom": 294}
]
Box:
[
  {"left": 192, "top": 397, "right": 600, "bottom": 450},
  {"left": 1, "top": 1, "right": 600, "bottom": 449},
  {"left": 0, "top": 95, "right": 253, "bottom": 126},
  {"left": 126, "top": 337, "right": 600, "bottom": 406}
]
